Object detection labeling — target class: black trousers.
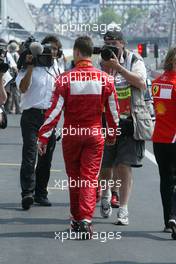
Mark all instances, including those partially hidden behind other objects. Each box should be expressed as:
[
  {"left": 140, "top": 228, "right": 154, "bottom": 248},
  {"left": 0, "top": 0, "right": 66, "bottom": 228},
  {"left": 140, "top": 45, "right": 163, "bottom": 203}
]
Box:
[
  {"left": 20, "top": 108, "right": 56, "bottom": 198},
  {"left": 153, "top": 142, "right": 176, "bottom": 227}
]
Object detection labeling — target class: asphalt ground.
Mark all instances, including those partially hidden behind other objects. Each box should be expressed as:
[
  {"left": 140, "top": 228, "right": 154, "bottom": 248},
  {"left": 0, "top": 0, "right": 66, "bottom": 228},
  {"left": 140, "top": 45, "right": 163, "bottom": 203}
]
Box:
[{"left": 0, "top": 115, "right": 175, "bottom": 264}]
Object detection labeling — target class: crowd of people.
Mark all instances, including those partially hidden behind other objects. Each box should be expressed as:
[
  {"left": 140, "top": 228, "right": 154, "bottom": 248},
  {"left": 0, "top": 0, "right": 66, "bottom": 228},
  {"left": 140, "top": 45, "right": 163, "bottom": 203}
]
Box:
[
  {"left": 0, "top": 29, "right": 175, "bottom": 240},
  {"left": 0, "top": 39, "right": 20, "bottom": 114},
  {"left": 123, "top": 4, "right": 170, "bottom": 40}
]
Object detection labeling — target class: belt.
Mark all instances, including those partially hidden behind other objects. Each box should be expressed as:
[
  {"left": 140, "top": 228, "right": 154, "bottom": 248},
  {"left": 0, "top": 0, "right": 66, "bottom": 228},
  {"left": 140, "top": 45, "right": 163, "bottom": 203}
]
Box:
[{"left": 24, "top": 108, "right": 47, "bottom": 114}]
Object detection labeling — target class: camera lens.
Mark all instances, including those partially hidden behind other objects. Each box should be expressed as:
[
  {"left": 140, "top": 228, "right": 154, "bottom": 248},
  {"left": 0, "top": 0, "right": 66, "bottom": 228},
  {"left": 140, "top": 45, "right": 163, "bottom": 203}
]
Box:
[{"left": 101, "top": 48, "right": 113, "bottom": 61}]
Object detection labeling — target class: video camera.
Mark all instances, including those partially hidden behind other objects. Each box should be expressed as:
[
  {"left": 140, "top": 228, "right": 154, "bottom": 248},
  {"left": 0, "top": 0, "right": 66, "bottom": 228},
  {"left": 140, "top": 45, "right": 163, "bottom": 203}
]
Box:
[
  {"left": 0, "top": 46, "right": 9, "bottom": 73},
  {"left": 17, "top": 36, "right": 63, "bottom": 69},
  {"left": 93, "top": 45, "right": 120, "bottom": 61}
]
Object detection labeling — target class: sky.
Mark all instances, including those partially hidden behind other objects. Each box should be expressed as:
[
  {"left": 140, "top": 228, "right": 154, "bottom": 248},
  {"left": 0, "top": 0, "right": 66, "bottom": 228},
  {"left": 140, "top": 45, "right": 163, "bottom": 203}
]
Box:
[{"left": 24, "top": 0, "right": 51, "bottom": 8}]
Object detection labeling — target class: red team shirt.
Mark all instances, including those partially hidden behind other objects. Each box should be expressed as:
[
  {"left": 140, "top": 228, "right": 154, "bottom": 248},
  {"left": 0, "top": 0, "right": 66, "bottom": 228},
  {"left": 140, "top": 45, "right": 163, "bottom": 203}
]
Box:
[
  {"left": 152, "top": 71, "right": 176, "bottom": 143},
  {"left": 38, "top": 60, "right": 119, "bottom": 144}
]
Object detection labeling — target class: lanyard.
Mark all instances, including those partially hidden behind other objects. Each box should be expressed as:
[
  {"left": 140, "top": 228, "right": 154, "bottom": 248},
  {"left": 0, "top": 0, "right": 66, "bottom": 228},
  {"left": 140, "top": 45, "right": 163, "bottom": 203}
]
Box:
[{"left": 44, "top": 65, "right": 60, "bottom": 80}]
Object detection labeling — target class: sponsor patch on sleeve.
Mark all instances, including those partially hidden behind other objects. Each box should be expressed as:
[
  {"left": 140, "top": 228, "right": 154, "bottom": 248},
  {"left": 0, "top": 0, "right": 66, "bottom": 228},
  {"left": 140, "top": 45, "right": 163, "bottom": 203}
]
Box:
[{"left": 152, "top": 83, "right": 173, "bottom": 99}]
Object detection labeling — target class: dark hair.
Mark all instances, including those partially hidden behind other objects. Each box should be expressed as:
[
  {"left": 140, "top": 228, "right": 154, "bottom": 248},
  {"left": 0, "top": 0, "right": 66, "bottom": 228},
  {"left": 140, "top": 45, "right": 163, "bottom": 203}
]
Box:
[
  {"left": 104, "top": 29, "right": 124, "bottom": 42},
  {"left": 164, "top": 47, "right": 176, "bottom": 71},
  {"left": 8, "top": 39, "right": 18, "bottom": 45},
  {"left": 41, "top": 35, "right": 62, "bottom": 49},
  {"left": 74, "top": 36, "right": 93, "bottom": 57}
]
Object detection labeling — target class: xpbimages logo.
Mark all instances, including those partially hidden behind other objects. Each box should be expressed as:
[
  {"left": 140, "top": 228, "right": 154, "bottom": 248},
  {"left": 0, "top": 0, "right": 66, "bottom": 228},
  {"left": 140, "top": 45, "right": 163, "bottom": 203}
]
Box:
[
  {"left": 56, "top": 126, "right": 121, "bottom": 139},
  {"left": 53, "top": 178, "right": 122, "bottom": 191},
  {"left": 54, "top": 230, "right": 122, "bottom": 243},
  {"left": 55, "top": 71, "right": 115, "bottom": 86},
  {"left": 57, "top": 23, "right": 121, "bottom": 35}
]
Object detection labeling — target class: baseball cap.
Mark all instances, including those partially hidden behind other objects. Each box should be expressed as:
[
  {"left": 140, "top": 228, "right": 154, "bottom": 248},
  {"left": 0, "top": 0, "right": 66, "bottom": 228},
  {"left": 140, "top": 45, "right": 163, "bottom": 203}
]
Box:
[{"left": 104, "top": 29, "right": 125, "bottom": 42}]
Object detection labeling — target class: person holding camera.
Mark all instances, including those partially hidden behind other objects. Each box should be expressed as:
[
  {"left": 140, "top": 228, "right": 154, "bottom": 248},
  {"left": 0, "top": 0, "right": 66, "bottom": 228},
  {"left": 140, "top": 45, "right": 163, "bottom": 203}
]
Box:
[
  {"left": 99, "top": 30, "right": 147, "bottom": 225},
  {"left": 16, "top": 35, "right": 63, "bottom": 210}
]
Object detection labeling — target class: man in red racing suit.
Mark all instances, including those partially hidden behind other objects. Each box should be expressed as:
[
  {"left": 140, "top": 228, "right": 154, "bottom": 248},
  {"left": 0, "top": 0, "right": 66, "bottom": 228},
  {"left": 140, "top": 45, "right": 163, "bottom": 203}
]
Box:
[{"left": 37, "top": 36, "right": 119, "bottom": 238}]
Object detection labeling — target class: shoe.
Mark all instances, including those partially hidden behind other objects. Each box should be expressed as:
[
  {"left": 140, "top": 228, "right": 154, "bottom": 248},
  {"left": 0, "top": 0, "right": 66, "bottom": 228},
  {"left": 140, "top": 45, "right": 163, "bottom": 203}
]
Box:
[
  {"left": 111, "top": 191, "right": 120, "bottom": 208},
  {"left": 22, "top": 195, "right": 34, "bottom": 210},
  {"left": 100, "top": 198, "right": 112, "bottom": 218},
  {"left": 96, "top": 184, "right": 102, "bottom": 203},
  {"left": 114, "top": 207, "right": 129, "bottom": 226},
  {"left": 70, "top": 219, "right": 80, "bottom": 232},
  {"left": 163, "top": 226, "right": 172, "bottom": 233},
  {"left": 79, "top": 220, "right": 93, "bottom": 240},
  {"left": 34, "top": 196, "right": 52, "bottom": 206},
  {"left": 169, "top": 219, "right": 176, "bottom": 240}
]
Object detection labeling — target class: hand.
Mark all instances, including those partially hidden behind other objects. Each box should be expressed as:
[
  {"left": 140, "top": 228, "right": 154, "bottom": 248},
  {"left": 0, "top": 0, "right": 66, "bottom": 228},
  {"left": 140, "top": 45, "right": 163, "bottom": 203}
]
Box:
[
  {"left": 38, "top": 141, "right": 47, "bottom": 156},
  {"left": 12, "top": 66, "right": 18, "bottom": 74},
  {"left": 26, "top": 54, "right": 34, "bottom": 65},
  {"left": 103, "top": 58, "right": 120, "bottom": 71},
  {"left": 102, "top": 56, "right": 120, "bottom": 71}
]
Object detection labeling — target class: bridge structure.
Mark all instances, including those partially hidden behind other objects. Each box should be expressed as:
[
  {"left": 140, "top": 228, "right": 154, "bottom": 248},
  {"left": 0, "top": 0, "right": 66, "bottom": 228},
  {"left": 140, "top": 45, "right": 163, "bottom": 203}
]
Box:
[{"left": 39, "top": 0, "right": 167, "bottom": 24}]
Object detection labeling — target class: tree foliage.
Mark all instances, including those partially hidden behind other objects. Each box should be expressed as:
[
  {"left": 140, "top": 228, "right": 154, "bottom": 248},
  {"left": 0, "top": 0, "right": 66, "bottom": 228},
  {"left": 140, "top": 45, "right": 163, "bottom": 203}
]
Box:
[{"left": 97, "top": 7, "right": 122, "bottom": 25}]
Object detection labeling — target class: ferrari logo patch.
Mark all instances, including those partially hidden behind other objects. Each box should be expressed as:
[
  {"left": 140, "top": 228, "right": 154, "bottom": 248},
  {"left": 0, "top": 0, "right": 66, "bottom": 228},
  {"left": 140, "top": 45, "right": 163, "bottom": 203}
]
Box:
[{"left": 152, "top": 85, "right": 159, "bottom": 96}]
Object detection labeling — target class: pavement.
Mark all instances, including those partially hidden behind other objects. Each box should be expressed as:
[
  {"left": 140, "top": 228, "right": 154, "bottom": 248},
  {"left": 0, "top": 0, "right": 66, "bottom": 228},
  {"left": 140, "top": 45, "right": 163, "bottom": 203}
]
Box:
[{"left": 0, "top": 115, "right": 175, "bottom": 264}]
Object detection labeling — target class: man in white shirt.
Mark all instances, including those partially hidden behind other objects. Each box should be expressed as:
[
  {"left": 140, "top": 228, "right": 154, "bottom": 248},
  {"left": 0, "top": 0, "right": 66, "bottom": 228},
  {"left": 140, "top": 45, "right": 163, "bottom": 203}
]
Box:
[{"left": 16, "top": 35, "right": 62, "bottom": 210}]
